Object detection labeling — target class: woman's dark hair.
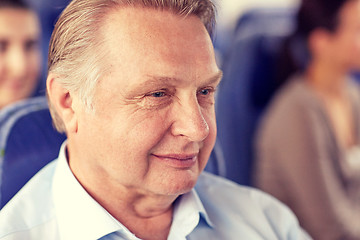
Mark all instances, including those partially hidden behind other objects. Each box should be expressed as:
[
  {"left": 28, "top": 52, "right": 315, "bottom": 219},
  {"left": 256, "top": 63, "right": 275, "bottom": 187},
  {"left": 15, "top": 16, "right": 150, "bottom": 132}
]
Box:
[
  {"left": 275, "top": 0, "right": 353, "bottom": 86},
  {"left": 296, "top": 0, "right": 348, "bottom": 37},
  {"left": 0, "top": 0, "right": 30, "bottom": 9}
]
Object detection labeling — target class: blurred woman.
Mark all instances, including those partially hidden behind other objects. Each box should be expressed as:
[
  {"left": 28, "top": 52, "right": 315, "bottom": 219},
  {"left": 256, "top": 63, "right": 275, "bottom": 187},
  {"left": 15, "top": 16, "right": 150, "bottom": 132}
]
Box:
[
  {"left": 254, "top": 0, "right": 360, "bottom": 239},
  {"left": 0, "top": 0, "right": 41, "bottom": 109}
]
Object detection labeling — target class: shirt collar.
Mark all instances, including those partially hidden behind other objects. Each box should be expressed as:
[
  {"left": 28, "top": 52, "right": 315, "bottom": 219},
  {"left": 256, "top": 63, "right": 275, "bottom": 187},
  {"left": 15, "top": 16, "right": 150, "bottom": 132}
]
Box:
[
  {"left": 52, "top": 141, "right": 212, "bottom": 240},
  {"left": 52, "top": 142, "right": 137, "bottom": 240},
  {"left": 168, "top": 187, "right": 213, "bottom": 239}
]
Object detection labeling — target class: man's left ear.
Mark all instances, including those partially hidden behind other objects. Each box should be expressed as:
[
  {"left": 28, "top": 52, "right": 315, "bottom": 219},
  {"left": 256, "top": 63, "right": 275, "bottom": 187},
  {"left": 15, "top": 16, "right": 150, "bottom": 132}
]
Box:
[{"left": 47, "top": 73, "right": 78, "bottom": 134}]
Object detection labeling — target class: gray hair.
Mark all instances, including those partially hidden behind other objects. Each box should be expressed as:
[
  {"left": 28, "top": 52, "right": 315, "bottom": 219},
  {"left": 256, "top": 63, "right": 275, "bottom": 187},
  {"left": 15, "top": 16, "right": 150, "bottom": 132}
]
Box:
[{"left": 47, "top": 0, "right": 216, "bottom": 133}]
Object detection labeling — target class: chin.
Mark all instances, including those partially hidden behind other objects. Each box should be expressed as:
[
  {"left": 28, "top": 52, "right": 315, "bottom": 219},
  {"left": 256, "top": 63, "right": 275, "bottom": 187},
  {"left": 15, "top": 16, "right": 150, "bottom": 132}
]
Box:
[{"left": 157, "top": 172, "right": 199, "bottom": 196}]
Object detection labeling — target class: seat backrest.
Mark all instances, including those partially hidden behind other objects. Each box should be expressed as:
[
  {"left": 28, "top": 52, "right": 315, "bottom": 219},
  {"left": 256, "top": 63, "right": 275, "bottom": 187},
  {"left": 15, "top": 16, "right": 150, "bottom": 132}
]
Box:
[
  {"left": 215, "top": 8, "right": 296, "bottom": 185},
  {"left": 0, "top": 97, "right": 66, "bottom": 209},
  {"left": 204, "top": 139, "right": 227, "bottom": 177}
]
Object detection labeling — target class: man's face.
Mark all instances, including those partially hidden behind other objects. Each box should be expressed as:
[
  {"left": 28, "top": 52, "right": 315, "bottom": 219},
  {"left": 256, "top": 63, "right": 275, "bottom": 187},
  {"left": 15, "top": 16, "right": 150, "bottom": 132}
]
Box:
[{"left": 74, "top": 7, "right": 221, "bottom": 196}]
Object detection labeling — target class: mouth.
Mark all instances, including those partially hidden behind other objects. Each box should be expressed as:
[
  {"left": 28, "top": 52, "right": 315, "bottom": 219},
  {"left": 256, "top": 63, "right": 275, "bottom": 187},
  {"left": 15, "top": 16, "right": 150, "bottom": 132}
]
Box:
[{"left": 151, "top": 153, "right": 198, "bottom": 169}]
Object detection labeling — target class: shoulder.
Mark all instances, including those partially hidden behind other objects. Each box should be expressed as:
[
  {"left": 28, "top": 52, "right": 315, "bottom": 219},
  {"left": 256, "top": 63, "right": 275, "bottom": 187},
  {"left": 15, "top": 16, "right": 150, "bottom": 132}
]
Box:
[
  {"left": 196, "top": 172, "right": 309, "bottom": 239},
  {"left": 270, "top": 75, "right": 314, "bottom": 106},
  {"left": 257, "top": 76, "right": 324, "bottom": 145},
  {"left": 263, "top": 76, "right": 318, "bottom": 123},
  {"left": 0, "top": 160, "right": 58, "bottom": 239},
  {"left": 196, "top": 172, "right": 293, "bottom": 211}
]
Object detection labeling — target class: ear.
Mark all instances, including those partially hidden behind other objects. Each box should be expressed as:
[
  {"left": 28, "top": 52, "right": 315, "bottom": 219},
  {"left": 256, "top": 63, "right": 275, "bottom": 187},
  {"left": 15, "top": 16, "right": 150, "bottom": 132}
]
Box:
[
  {"left": 47, "top": 73, "right": 78, "bottom": 133},
  {"left": 308, "top": 28, "right": 332, "bottom": 57}
]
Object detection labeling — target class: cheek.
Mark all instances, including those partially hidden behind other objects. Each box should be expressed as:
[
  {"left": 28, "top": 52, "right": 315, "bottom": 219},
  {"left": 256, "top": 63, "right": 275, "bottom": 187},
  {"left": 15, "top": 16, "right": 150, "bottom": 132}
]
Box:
[
  {"left": 340, "top": 32, "right": 360, "bottom": 52},
  {"left": 94, "top": 111, "right": 171, "bottom": 180},
  {"left": 99, "top": 108, "right": 170, "bottom": 156},
  {"left": 27, "top": 52, "right": 41, "bottom": 77},
  {"left": 0, "top": 60, "right": 5, "bottom": 81},
  {"left": 352, "top": 36, "right": 360, "bottom": 57},
  {"left": 342, "top": 37, "right": 360, "bottom": 67}
]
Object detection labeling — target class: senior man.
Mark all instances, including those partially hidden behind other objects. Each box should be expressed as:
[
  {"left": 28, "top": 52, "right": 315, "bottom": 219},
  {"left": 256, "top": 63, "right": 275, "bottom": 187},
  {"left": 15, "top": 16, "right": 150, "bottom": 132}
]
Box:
[{"left": 0, "top": 0, "right": 310, "bottom": 239}]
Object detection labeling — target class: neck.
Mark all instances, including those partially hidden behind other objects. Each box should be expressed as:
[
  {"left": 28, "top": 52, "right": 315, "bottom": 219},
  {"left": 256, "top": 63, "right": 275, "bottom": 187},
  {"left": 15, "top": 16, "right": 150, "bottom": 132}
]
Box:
[
  {"left": 91, "top": 184, "right": 175, "bottom": 240},
  {"left": 67, "top": 144, "right": 176, "bottom": 239},
  {"left": 87, "top": 181, "right": 177, "bottom": 219}
]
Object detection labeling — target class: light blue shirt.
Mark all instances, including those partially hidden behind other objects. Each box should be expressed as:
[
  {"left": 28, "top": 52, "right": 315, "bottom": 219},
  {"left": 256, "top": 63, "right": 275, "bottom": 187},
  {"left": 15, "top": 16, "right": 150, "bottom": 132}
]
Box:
[{"left": 0, "top": 143, "right": 311, "bottom": 239}]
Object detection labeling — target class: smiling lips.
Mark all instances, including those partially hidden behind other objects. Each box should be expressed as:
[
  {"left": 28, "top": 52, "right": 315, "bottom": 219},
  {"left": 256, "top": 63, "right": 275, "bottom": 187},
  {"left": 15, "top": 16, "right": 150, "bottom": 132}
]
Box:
[{"left": 152, "top": 153, "right": 198, "bottom": 168}]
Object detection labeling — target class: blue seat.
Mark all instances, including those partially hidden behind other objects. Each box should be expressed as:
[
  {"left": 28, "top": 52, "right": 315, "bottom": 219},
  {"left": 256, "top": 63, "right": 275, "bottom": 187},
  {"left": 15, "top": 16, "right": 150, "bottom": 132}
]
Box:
[
  {"left": 204, "top": 139, "right": 226, "bottom": 178},
  {"left": 0, "top": 97, "right": 66, "bottom": 209},
  {"left": 215, "top": 8, "right": 297, "bottom": 185}
]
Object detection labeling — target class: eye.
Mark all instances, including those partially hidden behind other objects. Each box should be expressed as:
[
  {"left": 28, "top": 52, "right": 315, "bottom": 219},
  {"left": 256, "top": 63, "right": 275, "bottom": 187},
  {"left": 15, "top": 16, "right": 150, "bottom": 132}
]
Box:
[
  {"left": 144, "top": 89, "right": 171, "bottom": 100},
  {"left": 197, "top": 87, "right": 216, "bottom": 106},
  {"left": 197, "top": 87, "right": 215, "bottom": 96},
  {"left": 199, "top": 89, "right": 210, "bottom": 96},
  {"left": 24, "top": 39, "right": 39, "bottom": 52},
  {"left": 141, "top": 89, "right": 173, "bottom": 109},
  {"left": 0, "top": 40, "right": 8, "bottom": 53},
  {"left": 150, "top": 91, "right": 166, "bottom": 98},
  {"left": 144, "top": 88, "right": 173, "bottom": 99}
]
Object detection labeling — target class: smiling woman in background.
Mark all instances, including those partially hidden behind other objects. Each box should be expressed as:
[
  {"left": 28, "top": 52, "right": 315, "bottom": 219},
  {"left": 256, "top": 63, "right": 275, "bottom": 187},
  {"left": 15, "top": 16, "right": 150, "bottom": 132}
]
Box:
[
  {"left": 255, "top": 0, "right": 360, "bottom": 239},
  {"left": 0, "top": 0, "right": 41, "bottom": 109}
]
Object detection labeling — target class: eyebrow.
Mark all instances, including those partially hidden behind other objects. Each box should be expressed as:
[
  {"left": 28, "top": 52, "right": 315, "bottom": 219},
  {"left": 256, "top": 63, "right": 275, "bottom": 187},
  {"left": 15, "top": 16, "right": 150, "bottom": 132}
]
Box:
[
  {"left": 126, "top": 71, "right": 223, "bottom": 97},
  {"left": 149, "top": 71, "right": 223, "bottom": 87},
  {"left": 205, "top": 71, "right": 223, "bottom": 85}
]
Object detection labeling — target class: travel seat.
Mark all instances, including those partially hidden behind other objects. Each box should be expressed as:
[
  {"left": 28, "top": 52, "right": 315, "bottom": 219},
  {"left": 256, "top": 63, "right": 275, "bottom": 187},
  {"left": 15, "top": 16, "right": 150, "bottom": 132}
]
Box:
[
  {"left": 215, "top": 8, "right": 297, "bottom": 185},
  {"left": 0, "top": 97, "right": 66, "bottom": 209}
]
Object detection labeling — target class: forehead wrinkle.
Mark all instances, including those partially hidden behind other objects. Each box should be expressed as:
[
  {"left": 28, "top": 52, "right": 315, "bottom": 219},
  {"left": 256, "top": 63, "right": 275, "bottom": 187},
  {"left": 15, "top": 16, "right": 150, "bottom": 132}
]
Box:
[
  {"left": 134, "top": 75, "right": 186, "bottom": 90},
  {"left": 146, "top": 71, "right": 223, "bottom": 88}
]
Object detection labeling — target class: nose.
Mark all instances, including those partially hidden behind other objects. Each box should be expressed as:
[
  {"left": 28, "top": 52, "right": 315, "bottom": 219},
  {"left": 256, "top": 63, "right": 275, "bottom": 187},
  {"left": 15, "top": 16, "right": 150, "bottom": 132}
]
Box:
[
  {"left": 171, "top": 96, "right": 210, "bottom": 142},
  {"left": 6, "top": 46, "right": 27, "bottom": 79}
]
